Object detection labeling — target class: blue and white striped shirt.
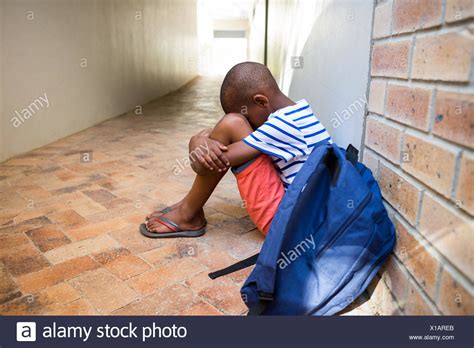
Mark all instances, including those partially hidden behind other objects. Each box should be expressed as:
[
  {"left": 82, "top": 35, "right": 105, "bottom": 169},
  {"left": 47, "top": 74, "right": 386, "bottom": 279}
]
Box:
[{"left": 243, "top": 99, "right": 331, "bottom": 189}]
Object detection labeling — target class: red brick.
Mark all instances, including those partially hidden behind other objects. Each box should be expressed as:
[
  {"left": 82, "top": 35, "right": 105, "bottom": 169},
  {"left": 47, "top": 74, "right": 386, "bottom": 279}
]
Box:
[
  {"left": 373, "top": 1, "right": 392, "bottom": 39},
  {"left": 368, "top": 80, "right": 386, "bottom": 115},
  {"left": 405, "top": 280, "right": 435, "bottom": 315},
  {"left": 378, "top": 163, "right": 422, "bottom": 225},
  {"left": 362, "top": 150, "right": 379, "bottom": 178},
  {"left": 371, "top": 40, "right": 411, "bottom": 78},
  {"left": 26, "top": 226, "right": 71, "bottom": 252},
  {"left": 385, "top": 84, "right": 432, "bottom": 131},
  {"left": 401, "top": 134, "right": 457, "bottom": 197},
  {"left": 381, "top": 256, "right": 409, "bottom": 309},
  {"left": 392, "top": 0, "right": 442, "bottom": 34},
  {"left": 456, "top": 153, "right": 474, "bottom": 215},
  {"left": 15, "top": 256, "right": 99, "bottom": 294},
  {"left": 419, "top": 194, "right": 473, "bottom": 281},
  {"left": 412, "top": 32, "right": 473, "bottom": 82},
  {"left": 393, "top": 218, "right": 439, "bottom": 298},
  {"left": 367, "top": 276, "right": 403, "bottom": 315},
  {"left": 365, "top": 117, "right": 402, "bottom": 164},
  {"left": 433, "top": 91, "right": 474, "bottom": 149},
  {"left": 438, "top": 268, "right": 474, "bottom": 315},
  {"left": 445, "top": 0, "right": 474, "bottom": 23}
]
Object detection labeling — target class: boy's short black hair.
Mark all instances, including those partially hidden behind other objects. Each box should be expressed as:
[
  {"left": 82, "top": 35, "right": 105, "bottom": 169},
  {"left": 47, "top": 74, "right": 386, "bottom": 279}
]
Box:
[{"left": 220, "top": 62, "right": 279, "bottom": 114}]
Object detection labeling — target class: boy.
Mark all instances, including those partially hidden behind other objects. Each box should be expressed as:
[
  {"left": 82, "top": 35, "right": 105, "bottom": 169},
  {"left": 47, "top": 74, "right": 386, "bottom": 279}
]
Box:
[{"left": 141, "top": 62, "right": 331, "bottom": 237}]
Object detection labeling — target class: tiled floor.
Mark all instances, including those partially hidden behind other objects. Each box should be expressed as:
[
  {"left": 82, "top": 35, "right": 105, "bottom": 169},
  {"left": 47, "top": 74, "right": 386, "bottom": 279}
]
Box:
[
  {"left": 0, "top": 77, "right": 261, "bottom": 315},
  {"left": 0, "top": 76, "right": 379, "bottom": 316}
]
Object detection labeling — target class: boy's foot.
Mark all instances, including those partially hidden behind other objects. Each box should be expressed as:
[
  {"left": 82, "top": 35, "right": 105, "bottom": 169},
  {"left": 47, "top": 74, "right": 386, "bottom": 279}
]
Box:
[
  {"left": 146, "top": 200, "right": 183, "bottom": 221},
  {"left": 143, "top": 205, "right": 207, "bottom": 237}
]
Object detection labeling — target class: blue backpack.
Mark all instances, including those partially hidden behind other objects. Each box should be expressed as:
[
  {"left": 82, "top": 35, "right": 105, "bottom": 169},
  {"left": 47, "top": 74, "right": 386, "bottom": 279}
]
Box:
[{"left": 209, "top": 143, "right": 396, "bottom": 315}]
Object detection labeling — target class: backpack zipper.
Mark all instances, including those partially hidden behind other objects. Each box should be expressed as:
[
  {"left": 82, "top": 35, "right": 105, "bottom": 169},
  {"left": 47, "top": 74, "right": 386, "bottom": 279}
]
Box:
[{"left": 316, "top": 191, "right": 373, "bottom": 260}]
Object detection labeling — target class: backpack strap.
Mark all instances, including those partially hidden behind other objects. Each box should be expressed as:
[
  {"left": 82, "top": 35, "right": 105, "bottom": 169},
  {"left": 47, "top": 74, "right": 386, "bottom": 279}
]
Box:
[
  {"left": 247, "top": 291, "right": 274, "bottom": 315},
  {"left": 345, "top": 144, "right": 359, "bottom": 166},
  {"left": 208, "top": 253, "right": 259, "bottom": 279}
]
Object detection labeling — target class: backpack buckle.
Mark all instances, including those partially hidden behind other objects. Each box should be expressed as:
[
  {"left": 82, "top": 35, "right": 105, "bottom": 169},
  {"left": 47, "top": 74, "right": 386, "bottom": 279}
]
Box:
[{"left": 258, "top": 291, "right": 274, "bottom": 301}]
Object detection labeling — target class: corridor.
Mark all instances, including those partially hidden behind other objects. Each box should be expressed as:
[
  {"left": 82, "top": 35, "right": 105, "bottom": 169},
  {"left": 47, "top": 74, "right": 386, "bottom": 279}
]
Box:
[{"left": 0, "top": 77, "right": 265, "bottom": 315}]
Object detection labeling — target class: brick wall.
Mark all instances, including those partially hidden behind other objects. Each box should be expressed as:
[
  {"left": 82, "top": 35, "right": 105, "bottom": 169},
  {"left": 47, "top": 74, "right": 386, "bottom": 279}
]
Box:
[{"left": 363, "top": 0, "right": 473, "bottom": 315}]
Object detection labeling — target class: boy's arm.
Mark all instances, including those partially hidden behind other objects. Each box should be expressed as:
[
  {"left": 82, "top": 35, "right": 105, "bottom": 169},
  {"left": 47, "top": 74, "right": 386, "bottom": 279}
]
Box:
[
  {"left": 189, "top": 134, "right": 261, "bottom": 175},
  {"left": 224, "top": 141, "right": 261, "bottom": 167}
]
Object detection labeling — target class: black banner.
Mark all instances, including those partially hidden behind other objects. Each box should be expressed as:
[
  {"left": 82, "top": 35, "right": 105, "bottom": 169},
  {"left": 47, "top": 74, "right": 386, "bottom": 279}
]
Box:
[{"left": 1, "top": 316, "right": 472, "bottom": 347}]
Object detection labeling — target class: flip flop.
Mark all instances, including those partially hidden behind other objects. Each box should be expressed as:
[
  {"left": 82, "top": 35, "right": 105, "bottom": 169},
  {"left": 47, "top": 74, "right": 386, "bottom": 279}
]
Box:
[
  {"left": 145, "top": 206, "right": 172, "bottom": 221},
  {"left": 139, "top": 215, "right": 206, "bottom": 238}
]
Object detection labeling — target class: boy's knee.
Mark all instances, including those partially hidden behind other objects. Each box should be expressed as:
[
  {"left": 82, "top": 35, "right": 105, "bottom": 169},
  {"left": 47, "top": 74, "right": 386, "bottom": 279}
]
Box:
[{"left": 210, "top": 113, "right": 252, "bottom": 144}]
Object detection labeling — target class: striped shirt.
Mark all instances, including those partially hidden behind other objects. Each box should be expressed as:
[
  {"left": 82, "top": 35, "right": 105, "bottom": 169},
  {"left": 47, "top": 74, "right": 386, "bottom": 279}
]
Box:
[{"left": 243, "top": 99, "right": 331, "bottom": 189}]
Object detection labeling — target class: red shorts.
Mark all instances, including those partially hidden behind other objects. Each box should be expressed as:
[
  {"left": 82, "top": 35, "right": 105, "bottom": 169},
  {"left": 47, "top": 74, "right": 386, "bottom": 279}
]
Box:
[{"left": 233, "top": 155, "right": 284, "bottom": 236}]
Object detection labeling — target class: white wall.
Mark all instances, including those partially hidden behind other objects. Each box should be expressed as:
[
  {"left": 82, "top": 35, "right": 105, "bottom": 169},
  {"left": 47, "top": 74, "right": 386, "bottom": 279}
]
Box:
[
  {"left": 0, "top": 0, "right": 199, "bottom": 162},
  {"left": 247, "top": 0, "right": 266, "bottom": 63},
  {"left": 257, "top": 0, "right": 374, "bottom": 150}
]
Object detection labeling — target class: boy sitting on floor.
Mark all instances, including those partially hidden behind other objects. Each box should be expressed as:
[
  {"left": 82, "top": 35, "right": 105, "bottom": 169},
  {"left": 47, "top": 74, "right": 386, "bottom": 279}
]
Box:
[{"left": 140, "top": 62, "right": 331, "bottom": 238}]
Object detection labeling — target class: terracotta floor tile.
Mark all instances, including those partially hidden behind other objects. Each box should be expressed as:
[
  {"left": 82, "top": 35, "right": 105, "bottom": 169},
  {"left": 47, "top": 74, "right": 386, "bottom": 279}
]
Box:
[
  {"left": 69, "top": 268, "right": 138, "bottom": 313},
  {"left": 0, "top": 263, "right": 22, "bottom": 305},
  {"left": 198, "top": 278, "right": 248, "bottom": 315},
  {"left": 15, "top": 256, "right": 99, "bottom": 294},
  {"left": 14, "top": 185, "right": 52, "bottom": 201},
  {"left": 127, "top": 258, "right": 206, "bottom": 296},
  {"left": 103, "top": 254, "right": 151, "bottom": 280},
  {"left": 140, "top": 240, "right": 205, "bottom": 266},
  {"left": 110, "top": 225, "right": 164, "bottom": 254},
  {"left": 82, "top": 189, "right": 117, "bottom": 204},
  {"left": 0, "top": 216, "right": 52, "bottom": 237},
  {"left": 0, "top": 282, "right": 80, "bottom": 315},
  {"left": 0, "top": 210, "right": 19, "bottom": 227},
  {"left": 67, "top": 219, "right": 130, "bottom": 241},
  {"left": 26, "top": 225, "right": 71, "bottom": 252},
  {"left": 45, "top": 298, "right": 98, "bottom": 315},
  {"left": 0, "top": 243, "right": 50, "bottom": 277},
  {"left": 47, "top": 209, "right": 88, "bottom": 230},
  {"left": 92, "top": 247, "right": 131, "bottom": 264},
  {"left": 112, "top": 284, "right": 199, "bottom": 315},
  {"left": 176, "top": 300, "right": 223, "bottom": 315},
  {"left": 0, "top": 234, "right": 30, "bottom": 254},
  {"left": 43, "top": 234, "right": 121, "bottom": 264}
]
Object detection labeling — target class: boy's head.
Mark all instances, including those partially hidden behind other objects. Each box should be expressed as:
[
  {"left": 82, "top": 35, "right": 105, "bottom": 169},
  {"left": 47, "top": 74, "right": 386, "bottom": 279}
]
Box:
[{"left": 220, "top": 62, "right": 282, "bottom": 128}]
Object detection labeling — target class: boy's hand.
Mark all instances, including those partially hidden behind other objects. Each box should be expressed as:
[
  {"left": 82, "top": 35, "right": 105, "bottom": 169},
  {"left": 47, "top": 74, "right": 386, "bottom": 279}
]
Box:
[{"left": 189, "top": 132, "right": 230, "bottom": 172}]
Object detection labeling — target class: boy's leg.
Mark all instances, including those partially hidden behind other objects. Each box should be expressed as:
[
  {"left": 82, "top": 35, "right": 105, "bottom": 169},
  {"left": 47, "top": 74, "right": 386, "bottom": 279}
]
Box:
[{"left": 145, "top": 114, "right": 253, "bottom": 233}]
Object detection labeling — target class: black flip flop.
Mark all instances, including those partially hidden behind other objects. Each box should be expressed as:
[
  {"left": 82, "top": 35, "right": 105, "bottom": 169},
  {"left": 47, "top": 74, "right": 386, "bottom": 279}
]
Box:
[{"left": 139, "top": 215, "right": 206, "bottom": 238}]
